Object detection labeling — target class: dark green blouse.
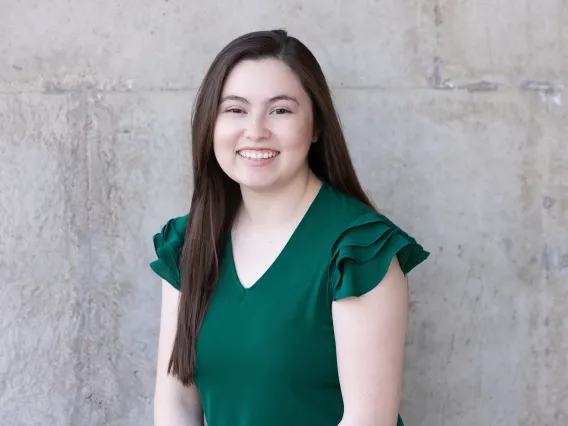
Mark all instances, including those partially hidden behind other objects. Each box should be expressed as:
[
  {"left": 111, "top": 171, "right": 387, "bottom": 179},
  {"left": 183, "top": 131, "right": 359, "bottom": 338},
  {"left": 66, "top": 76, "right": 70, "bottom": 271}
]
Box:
[{"left": 150, "top": 182, "right": 429, "bottom": 426}]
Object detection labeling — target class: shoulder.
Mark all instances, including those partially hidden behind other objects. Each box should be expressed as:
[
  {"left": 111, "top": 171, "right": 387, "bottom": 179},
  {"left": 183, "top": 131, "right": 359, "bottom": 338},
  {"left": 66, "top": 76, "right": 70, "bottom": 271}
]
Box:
[
  {"left": 149, "top": 213, "right": 190, "bottom": 290},
  {"left": 317, "top": 182, "right": 376, "bottom": 228}
]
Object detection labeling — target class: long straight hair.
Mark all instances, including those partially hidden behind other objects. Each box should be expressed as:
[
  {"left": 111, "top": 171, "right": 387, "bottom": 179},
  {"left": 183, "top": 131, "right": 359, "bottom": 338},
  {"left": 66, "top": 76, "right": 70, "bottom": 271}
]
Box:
[{"left": 169, "top": 29, "right": 375, "bottom": 385}]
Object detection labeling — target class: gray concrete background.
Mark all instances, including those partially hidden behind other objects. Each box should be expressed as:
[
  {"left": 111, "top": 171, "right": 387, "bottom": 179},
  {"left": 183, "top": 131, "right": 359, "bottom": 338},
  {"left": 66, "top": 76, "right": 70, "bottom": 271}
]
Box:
[{"left": 0, "top": 1, "right": 566, "bottom": 425}]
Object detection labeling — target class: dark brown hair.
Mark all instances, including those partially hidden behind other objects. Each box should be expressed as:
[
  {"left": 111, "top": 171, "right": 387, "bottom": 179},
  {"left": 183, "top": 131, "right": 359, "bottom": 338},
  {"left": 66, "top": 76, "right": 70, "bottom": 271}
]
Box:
[{"left": 169, "top": 29, "right": 375, "bottom": 385}]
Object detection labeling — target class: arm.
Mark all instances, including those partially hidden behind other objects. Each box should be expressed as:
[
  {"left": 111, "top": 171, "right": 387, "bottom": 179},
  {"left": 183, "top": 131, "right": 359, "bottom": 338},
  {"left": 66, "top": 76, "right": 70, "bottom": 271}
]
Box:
[
  {"left": 332, "top": 258, "right": 408, "bottom": 426},
  {"left": 154, "top": 279, "right": 204, "bottom": 426}
]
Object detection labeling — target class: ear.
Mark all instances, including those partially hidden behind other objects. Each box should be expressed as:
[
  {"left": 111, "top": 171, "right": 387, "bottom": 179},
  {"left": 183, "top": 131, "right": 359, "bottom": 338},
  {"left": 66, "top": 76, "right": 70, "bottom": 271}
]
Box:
[{"left": 311, "top": 131, "right": 318, "bottom": 143}]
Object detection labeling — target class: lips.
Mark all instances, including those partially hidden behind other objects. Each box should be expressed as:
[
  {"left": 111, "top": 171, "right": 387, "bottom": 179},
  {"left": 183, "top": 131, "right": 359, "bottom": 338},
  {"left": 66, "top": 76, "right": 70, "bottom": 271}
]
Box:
[{"left": 237, "top": 149, "right": 280, "bottom": 160}]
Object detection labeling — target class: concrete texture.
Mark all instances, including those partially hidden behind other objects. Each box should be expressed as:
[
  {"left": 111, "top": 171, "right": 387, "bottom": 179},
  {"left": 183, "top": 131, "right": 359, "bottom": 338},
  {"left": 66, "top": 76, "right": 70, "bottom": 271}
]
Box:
[{"left": 0, "top": 1, "right": 566, "bottom": 425}]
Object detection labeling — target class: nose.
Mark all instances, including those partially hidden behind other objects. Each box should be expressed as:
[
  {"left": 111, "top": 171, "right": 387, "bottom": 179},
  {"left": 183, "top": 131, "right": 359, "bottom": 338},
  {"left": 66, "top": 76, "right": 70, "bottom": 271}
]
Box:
[{"left": 244, "top": 114, "right": 270, "bottom": 141}]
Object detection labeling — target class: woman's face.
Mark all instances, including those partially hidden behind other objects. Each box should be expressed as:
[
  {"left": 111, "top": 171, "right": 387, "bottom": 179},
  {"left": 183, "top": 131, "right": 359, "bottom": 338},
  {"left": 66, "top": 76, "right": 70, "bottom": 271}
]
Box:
[{"left": 213, "top": 58, "right": 316, "bottom": 191}]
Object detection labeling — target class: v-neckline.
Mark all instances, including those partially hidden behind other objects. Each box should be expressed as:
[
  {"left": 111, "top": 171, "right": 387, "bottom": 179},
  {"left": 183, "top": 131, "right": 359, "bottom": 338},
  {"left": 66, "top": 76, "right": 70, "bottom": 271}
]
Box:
[{"left": 228, "top": 182, "right": 326, "bottom": 294}]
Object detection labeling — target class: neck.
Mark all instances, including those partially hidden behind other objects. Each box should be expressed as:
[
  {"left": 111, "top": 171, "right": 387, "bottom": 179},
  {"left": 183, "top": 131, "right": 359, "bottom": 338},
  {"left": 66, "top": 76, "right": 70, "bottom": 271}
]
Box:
[{"left": 238, "top": 168, "right": 321, "bottom": 229}]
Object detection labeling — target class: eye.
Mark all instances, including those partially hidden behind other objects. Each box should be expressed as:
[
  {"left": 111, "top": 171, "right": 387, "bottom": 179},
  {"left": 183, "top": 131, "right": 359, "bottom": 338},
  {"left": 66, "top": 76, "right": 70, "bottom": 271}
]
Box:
[
  {"left": 226, "top": 107, "right": 245, "bottom": 114},
  {"left": 271, "top": 108, "right": 291, "bottom": 115}
]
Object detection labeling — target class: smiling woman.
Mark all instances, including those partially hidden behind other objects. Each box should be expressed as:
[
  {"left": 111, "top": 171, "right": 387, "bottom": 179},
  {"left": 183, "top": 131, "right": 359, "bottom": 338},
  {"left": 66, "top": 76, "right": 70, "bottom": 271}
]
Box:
[{"left": 150, "top": 29, "right": 429, "bottom": 426}]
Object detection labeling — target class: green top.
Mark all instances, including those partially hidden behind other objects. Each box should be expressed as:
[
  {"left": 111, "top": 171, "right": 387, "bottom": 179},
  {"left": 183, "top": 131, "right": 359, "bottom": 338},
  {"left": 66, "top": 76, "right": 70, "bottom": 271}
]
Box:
[{"left": 150, "top": 182, "right": 429, "bottom": 426}]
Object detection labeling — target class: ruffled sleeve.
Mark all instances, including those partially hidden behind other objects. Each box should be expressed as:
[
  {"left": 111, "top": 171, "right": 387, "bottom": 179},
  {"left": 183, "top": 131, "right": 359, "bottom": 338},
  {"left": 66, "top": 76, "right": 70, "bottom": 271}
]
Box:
[
  {"left": 329, "top": 211, "right": 429, "bottom": 300},
  {"left": 149, "top": 214, "right": 189, "bottom": 290}
]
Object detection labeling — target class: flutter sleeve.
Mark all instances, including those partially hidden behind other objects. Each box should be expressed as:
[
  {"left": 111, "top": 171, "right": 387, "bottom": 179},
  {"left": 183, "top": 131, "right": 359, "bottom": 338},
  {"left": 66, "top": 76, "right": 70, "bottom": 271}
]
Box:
[
  {"left": 149, "top": 214, "right": 189, "bottom": 290},
  {"left": 328, "top": 211, "right": 429, "bottom": 300}
]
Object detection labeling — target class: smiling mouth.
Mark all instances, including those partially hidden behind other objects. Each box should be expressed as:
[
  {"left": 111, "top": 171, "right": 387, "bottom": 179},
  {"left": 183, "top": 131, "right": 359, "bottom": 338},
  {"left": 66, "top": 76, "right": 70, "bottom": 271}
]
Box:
[{"left": 237, "top": 149, "right": 280, "bottom": 160}]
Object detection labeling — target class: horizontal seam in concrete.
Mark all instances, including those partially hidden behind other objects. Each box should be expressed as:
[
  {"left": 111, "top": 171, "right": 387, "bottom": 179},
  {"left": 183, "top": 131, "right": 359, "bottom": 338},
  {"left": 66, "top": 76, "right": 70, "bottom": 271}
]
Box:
[{"left": 0, "top": 84, "right": 563, "bottom": 96}]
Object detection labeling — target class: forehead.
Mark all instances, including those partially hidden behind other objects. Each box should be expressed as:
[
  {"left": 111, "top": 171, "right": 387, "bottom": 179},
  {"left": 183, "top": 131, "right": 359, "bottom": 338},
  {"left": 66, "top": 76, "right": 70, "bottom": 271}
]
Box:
[{"left": 221, "top": 59, "right": 308, "bottom": 100}]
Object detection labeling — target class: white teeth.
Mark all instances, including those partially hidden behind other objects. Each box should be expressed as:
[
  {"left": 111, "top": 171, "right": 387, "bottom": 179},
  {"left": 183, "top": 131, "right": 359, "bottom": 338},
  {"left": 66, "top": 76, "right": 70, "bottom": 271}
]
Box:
[{"left": 238, "top": 150, "right": 279, "bottom": 160}]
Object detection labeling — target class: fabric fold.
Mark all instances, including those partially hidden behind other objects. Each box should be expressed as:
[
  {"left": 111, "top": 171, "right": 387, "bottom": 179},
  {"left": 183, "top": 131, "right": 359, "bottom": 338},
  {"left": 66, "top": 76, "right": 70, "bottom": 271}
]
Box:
[
  {"left": 328, "top": 211, "right": 429, "bottom": 300},
  {"left": 149, "top": 214, "right": 189, "bottom": 290}
]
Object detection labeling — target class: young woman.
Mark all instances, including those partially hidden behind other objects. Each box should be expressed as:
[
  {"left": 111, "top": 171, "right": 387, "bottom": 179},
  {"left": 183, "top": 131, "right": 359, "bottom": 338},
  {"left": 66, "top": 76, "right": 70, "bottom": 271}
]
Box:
[{"left": 150, "top": 29, "right": 429, "bottom": 426}]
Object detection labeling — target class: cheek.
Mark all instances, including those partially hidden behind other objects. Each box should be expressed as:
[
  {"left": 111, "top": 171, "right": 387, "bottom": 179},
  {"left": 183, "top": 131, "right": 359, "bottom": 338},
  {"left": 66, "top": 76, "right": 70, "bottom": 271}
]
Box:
[
  {"left": 213, "top": 121, "right": 238, "bottom": 153},
  {"left": 277, "top": 118, "right": 314, "bottom": 151}
]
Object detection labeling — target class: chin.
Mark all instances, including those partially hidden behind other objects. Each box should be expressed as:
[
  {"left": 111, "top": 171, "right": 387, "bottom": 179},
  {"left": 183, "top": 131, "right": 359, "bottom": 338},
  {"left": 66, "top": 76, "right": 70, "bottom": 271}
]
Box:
[
  {"left": 227, "top": 171, "right": 279, "bottom": 191},
  {"left": 237, "top": 178, "right": 278, "bottom": 192}
]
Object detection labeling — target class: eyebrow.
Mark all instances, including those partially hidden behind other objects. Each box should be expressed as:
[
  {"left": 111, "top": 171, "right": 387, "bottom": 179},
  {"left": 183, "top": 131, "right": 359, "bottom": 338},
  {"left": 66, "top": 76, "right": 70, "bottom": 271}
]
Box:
[{"left": 219, "top": 94, "right": 299, "bottom": 105}]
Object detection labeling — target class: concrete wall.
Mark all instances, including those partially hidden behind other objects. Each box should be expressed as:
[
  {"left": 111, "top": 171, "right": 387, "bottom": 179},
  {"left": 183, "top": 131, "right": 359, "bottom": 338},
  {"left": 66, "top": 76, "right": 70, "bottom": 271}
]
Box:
[{"left": 1, "top": 1, "right": 566, "bottom": 425}]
